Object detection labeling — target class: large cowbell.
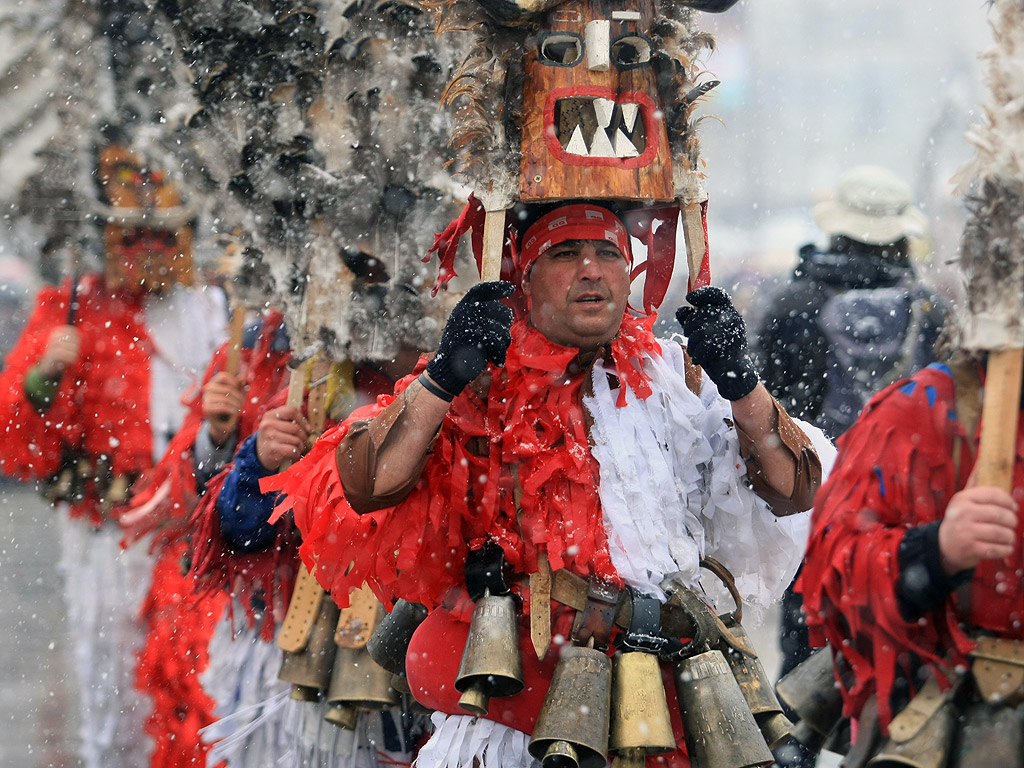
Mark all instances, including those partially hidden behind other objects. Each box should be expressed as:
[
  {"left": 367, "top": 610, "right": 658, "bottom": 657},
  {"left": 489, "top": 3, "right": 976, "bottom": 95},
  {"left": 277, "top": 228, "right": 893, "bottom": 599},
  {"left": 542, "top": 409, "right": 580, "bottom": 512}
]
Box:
[{"left": 519, "top": 0, "right": 674, "bottom": 202}]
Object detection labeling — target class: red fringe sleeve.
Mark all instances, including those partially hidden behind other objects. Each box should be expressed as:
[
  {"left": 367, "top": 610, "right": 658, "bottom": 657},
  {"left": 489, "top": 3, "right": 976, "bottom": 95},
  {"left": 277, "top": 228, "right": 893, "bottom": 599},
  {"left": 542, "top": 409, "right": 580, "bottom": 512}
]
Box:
[
  {"left": 0, "top": 284, "right": 74, "bottom": 480},
  {"left": 261, "top": 385, "right": 478, "bottom": 612},
  {"left": 190, "top": 465, "right": 300, "bottom": 641},
  {"left": 798, "top": 367, "right": 975, "bottom": 730}
]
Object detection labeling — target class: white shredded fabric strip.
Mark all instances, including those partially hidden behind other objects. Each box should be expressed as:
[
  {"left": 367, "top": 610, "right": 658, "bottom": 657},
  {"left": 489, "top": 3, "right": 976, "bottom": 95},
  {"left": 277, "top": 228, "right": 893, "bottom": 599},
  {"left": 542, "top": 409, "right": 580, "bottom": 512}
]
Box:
[
  {"left": 58, "top": 515, "right": 155, "bottom": 768},
  {"left": 585, "top": 340, "right": 836, "bottom": 615},
  {"left": 201, "top": 613, "right": 293, "bottom": 767},
  {"left": 413, "top": 713, "right": 538, "bottom": 768}
]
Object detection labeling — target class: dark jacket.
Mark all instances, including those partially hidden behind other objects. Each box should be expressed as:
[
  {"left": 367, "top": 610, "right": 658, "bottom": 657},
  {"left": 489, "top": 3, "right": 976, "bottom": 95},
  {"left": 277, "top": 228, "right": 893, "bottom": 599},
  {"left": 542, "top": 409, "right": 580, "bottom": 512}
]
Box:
[{"left": 757, "top": 242, "right": 946, "bottom": 438}]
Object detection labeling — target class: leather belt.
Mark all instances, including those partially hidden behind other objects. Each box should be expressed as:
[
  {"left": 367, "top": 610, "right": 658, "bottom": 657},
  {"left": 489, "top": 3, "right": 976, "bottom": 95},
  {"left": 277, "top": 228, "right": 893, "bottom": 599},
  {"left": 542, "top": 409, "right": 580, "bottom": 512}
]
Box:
[{"left": 549, "top": 568, "right": 632, "bottom": 630}]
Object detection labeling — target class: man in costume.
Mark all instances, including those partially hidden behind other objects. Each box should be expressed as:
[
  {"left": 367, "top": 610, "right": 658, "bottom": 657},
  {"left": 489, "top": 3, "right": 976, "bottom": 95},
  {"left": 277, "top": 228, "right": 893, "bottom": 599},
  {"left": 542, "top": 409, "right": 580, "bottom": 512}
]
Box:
[
  {"left": 125, "top": 304, "right": 292, "bottom": 768},
  {"left": 756, "top": 165, "right": 947, "bottom": 766},
  {"left": 194, "top": 348, "right": 427, "bottom": 768},
  {"left": 797, "top": 349, "right": 1024, "bottom": 763},
  {"left": 0, "top": 144, "right": 228, "bottom": 768},
  {"left": 267, "top": 200, "right": 834, "bottom": 767}
]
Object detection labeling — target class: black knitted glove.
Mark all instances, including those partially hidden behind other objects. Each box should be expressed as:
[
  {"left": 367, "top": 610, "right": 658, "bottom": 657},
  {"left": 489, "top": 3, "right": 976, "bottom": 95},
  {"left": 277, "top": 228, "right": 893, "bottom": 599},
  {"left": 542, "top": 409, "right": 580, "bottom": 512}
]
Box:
[
  {"left": 675, "top": 286, "right": 759, "bottom": 401},
  {"left": 426, "top": 281, "right": 515, "bottom": 397}
]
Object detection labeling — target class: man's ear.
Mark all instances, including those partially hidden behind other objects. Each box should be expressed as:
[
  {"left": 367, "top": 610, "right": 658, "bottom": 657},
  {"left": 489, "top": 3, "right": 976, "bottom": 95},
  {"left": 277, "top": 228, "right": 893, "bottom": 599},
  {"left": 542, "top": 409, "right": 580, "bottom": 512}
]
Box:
[{"left": 521, "top": 268, "right": 532, "bottom": 298}]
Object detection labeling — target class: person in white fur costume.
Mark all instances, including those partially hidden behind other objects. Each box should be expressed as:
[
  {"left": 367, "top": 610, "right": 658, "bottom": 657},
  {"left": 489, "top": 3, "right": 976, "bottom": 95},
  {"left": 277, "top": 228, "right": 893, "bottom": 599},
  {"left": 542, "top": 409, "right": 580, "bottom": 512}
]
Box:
[{"left": 266, "top": 201, "right": 835, "bottom": 767}]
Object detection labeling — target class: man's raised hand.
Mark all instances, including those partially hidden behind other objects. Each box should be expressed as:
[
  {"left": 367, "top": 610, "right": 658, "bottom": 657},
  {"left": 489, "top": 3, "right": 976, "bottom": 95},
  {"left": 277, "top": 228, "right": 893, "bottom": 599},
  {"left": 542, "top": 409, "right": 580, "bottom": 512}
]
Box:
[{"left": 425, "top": 281, "right": 515, "bottom": 398}]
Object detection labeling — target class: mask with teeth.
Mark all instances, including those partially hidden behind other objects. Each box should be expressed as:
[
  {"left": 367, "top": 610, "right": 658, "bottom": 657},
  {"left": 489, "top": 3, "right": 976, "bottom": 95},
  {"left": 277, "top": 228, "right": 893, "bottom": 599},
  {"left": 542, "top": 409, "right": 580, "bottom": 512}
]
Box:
[{"left": 520, "top": 0, "right": 674, "bottom": 202}]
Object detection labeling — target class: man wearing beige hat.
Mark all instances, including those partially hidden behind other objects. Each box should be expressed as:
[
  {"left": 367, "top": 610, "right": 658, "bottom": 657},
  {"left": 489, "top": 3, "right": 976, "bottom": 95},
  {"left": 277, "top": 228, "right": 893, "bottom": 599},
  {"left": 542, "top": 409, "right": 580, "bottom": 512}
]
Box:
[
  {"left": 757, "top": 165, "right": 947, "bottom": 768},
  {"left": 758, "top": 165, "right": 944, "bottom": 438}
]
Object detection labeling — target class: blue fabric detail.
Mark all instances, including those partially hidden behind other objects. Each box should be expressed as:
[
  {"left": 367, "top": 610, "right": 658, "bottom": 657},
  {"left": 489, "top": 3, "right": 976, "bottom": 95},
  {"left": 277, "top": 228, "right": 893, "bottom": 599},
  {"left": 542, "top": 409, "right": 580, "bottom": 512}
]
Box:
[
  {"left": 924, "top": 385, "right": 936, "bottom": 408},
  {"left": 874, "top": 466, "right": 886, "bottom": 498},
  {"left": 927, "top": 362, "right": 952, "bottom": 377},
  {"left": 898, "top": 381, "right": 917, "bottom": 397},
  {"left": 217, "top": 434, "right": 279, "bottom": 553},
  {"left": 242, "top": 320, "right": 290, "bottom": 352}
]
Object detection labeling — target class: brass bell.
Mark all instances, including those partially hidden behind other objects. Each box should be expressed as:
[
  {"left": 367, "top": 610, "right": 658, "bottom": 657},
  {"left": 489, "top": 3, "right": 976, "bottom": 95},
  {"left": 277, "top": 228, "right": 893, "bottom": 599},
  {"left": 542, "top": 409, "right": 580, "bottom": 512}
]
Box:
[
  {"left": 454, "top": 590, "right": 524, "bottom": 716},
  {"left": 674, "top": 649, "right": 774, "bottom": 768},
  {"left": 609, "top": 651, "right": 676, "bottom": 764},
  {"left": 323, "top": 703, "right": 359, "bottom": 730},
  {"left": 949, "top": 700, "right": 1024, "bottom": 768},
  {"left": 366, "top": 599, "right": 428, "bottom": 675},
  {"left": 390, "top": 671, "right": 411, "bottom": 694},
  {"left": 867, "top": 701, "right": 956, "bottom": 768},
  {"left": 721, "top": 622, "right": 793, "bottom": 749},
  {"left": 278, "top": 593, "right": 341, "bottom": 701},
  {"left": 756, "top": 711, "right": 796, "bottom": 751},
  {"left": 529, "top": 644, "right": 613, "bottom": 768},
  {"left": 45, "top": 466, "right": 75, "bottom": 502},
  {"left": 775, "top": 646, "right": 844, "bottom": 742},
  {"left": 326, "top": 646, "right": 400, "bottom": 711}
]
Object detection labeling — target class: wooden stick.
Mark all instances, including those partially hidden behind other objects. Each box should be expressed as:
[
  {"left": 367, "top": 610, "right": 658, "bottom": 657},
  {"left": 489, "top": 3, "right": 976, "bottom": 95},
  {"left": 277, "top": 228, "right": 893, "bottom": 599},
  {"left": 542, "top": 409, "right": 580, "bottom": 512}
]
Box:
[
  {"left": 680, "top": 200, "right": 708, "bottom": 291},
  {"left": 225, "top": 305, "right": 247, "bottom": 377},
  {"left": 975, "top": 348, "right": 1024, "bottom": 492},
  {"left": 279, "top": 358, "right": 311, "bottom": 472},
  {"left": 480, "top": 208, "right": 505, "bottom": 283}
]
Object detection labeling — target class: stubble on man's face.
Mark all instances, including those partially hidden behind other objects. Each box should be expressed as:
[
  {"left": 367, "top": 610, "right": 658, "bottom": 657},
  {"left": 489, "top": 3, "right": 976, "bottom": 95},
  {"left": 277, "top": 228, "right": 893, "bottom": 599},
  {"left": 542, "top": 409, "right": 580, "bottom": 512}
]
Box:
[{"left": 522, "top": 239, "right": 630, "bottom": 351}]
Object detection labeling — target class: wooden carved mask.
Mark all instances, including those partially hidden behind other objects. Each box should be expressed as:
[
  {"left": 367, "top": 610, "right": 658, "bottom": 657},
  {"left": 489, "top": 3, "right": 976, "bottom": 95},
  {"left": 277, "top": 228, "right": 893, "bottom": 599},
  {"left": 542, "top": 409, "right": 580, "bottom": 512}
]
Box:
[{"left": 519, "top": 0, "right": 673, "bottom": 202}]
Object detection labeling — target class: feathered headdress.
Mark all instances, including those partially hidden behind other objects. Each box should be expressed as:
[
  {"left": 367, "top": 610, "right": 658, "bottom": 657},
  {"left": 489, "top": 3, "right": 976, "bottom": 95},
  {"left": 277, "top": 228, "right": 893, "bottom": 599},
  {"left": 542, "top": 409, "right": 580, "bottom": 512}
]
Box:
[{"left": 156, "top": 0, "right": 470, "bottom": 362}]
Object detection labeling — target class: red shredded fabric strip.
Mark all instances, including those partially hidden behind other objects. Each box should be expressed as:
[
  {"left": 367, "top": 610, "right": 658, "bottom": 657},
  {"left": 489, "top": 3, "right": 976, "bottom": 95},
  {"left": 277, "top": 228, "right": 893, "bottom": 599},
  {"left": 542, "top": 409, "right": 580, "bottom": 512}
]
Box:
[
  {"left": 0, "top": 275, "right": 155, "bottom": 525},
  {"left": 136, "top": 540, "right": 228, "bottom": 768},
  {"left": 264, "top": 314, "right": 662, "bottom": 610},
  {"left": 125, "top": 311, "right": 290, "bottom": 548},
  {"left": 190, "top": 465, "right": 301, "bottom": 642},
  {"left": 190, "top": 360, "right": 397, "bottom": 637},
  {"left": 799, "top": 365, "right": 1024, "bottom": 731}
]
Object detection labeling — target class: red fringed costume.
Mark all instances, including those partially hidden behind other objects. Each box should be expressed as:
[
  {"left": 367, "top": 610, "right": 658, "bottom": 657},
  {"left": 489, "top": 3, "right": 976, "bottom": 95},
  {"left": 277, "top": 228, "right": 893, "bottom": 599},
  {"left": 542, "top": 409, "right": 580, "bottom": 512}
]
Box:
[
  {"left": 137, "top": 539, "right": 229, "bottom": 768},
  {"left": 0, "top": 275, "right": 156, "bottom": 524},
  {"left": 262, "top": 317, "right": 702, "bottom": 765},
  {"left": 129, "top": 310, "right": 290, "bottom": 768},
  {"left": 799, "top": 362, "right": 1024, "bottom": 731},
  {"left": 265, "top": 315, "right": 660, "bottom": 612},
  {"left": 188, "top": 385, "right": 302, "bottom": 641}
]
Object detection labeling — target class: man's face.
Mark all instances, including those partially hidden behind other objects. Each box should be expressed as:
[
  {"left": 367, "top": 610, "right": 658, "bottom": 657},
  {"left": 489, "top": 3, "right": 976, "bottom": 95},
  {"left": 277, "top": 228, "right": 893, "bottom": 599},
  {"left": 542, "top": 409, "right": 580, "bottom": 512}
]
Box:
[
  {"left": 105, "top": 226, "right": 188, "bottom": 293},
  {"left": 522, "top": 238, "right": 630, "bottom": 350}
]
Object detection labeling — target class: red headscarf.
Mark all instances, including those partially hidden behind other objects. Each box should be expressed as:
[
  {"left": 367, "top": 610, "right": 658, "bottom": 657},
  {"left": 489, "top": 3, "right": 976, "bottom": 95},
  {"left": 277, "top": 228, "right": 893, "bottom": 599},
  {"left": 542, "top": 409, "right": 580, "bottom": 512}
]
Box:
[
  {"left": 519, "top": 204, "right": 632, "bottom": 273},
  {"left": 425, "top": 195, "right": 684, "bottom": 315}
]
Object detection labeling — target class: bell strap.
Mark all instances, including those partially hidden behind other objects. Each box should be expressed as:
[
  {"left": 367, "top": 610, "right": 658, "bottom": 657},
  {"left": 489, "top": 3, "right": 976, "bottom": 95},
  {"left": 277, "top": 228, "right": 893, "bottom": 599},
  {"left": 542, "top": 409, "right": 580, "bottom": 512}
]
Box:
[
  {"left": 530, "top": 551, "right": 552, "bottom": 660},
  {"left": 885, "top": 671, "right": 966, "bottom": 745},
  {"left": 465, "top": 542, "right": 513, "bottom": 601},
  {"left": 278, "top": 564, "right": 325, "bottom": 653},
  {"left": 569, "top": 577, "right": 622, "bottom": 652},
  {"left": 969, "top": 636, "right": 1024, "bottom": 706},
  {"left": 334, "top": 585, "right": 382, "bottom": 650}
]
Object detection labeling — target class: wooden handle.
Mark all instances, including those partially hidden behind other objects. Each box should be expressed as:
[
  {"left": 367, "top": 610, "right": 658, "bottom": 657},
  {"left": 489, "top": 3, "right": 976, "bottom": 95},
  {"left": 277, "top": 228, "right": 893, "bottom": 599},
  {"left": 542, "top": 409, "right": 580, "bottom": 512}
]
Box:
[
  {"left": 224, "top": 305, "right": 247, "bottom": 377},
  {"left": 279, "top": 359, "right": 311, "bottom": 472},
  {"left": 680, "top": 200, "right": 709, "bottom": 292},
  {"left": 976, "top": 347, "right": 1024, "bottom": 493},
  {"left": 480, "top": 209, "right": 505, "bottom": 283}
]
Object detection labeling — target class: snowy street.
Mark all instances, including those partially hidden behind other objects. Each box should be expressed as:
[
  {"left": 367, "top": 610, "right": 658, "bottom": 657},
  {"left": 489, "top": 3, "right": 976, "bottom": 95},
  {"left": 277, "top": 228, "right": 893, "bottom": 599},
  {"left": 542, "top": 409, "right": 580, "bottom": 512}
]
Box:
[{"left": 1, "top": 479, "right": 80, "bottom": 767}]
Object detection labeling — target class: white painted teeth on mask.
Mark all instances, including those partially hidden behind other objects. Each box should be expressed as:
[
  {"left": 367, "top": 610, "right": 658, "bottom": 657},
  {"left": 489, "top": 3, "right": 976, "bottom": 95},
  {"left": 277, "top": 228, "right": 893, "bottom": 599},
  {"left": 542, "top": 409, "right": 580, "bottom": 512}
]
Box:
[
  {"left": 620, "top": 102, "right": 638, "bottom": 133},
  {"left": 562, "top": 99, "right": 642, "bottom": 158},
  {"left": 612, "top": 129, "right": 639, "bottom": 158},
  {"left": 594, "top": 97, "right": 614, "bottom": 128},
  {"left": 566, "top": 125, "right": 589, "bottom": 155}
]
